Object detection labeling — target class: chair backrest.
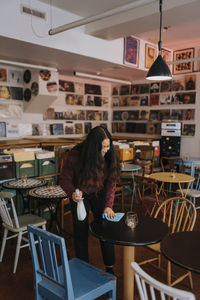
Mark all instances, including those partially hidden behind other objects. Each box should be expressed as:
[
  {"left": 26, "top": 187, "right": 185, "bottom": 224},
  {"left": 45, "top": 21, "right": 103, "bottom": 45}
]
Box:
[
  {"left": 161, "top": 157, "right": 184, "bottom": 173},
  {"left": 27, "top": 225, "right": 74, "bottom": 300},
  {"left": 134, "top": 175, "right": 159, "bottom": 216},
  {"left": 154, "top": 196, "right": 196, "bottom": 233},
  {"left": 0, "top": 191, "right": 19, "bottom": 229},
  {"left": 194, "top": 170, "right": 200, "bottom": 191},
  {"left": 131, "top": 262, "right": 196, "bottom": 300},
  {"left": 134, "top": 145, "right": 155, "bottom": 175}
]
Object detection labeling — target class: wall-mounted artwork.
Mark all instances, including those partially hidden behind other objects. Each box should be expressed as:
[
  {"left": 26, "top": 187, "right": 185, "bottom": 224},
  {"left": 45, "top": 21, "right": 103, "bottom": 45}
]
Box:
[
  {"left": 0, "top": 69, "right": 7, "bottom": 82},
  {"left": 59, "top": 80, "right": 75, "bottom": 92},
  {"left": 161, "top": 48, "right": 172, "bottom": 63},
  {"left": 145, "top": 44, "right": 156, "bottom": 69},
  {"left": 183, "top": 124, "right": 195, "bottom": 136},
  {"left": 173, "top": 48, "right": 194, "bottom": 74},
  {"left": 185, "top": 74, "right": 196, "bottom": 90},
  {"left": 124, "top": 36, "right": 140, "bottom": 67}
]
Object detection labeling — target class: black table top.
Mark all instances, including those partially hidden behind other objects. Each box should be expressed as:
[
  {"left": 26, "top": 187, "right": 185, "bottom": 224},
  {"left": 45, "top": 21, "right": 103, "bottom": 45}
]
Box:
[
  {"left": 90, "top": 215, "right": 169, "bottom": 247},
  {"left": 161, "top": 231, "right": 200, "bottom": 274}
]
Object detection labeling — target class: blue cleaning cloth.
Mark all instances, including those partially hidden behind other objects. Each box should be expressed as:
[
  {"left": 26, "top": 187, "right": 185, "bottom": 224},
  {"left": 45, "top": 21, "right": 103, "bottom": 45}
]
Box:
[{"left": 102, "top": 212, "right": 124, "bottom": 222}]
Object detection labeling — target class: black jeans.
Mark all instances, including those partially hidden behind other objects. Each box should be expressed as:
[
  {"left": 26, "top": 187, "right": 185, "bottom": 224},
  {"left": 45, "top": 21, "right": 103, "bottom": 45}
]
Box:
[{"left": 69, "top": 189, "right": 115, "bottom": 266}]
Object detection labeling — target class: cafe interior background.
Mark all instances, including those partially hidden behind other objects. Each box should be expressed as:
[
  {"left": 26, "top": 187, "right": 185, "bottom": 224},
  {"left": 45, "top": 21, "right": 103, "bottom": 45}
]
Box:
[{"left": 0, "top": 0, "right": 200, "bottom": 157}]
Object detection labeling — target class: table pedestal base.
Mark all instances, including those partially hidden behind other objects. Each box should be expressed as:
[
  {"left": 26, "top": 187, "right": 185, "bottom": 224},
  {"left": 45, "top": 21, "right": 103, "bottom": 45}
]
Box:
[{"left": 123, "top": 246, "right": 135, "bottom": 300}]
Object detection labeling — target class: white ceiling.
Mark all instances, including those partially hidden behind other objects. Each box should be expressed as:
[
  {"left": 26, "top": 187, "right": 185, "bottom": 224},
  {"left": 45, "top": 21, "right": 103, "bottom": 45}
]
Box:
[{"left": 1, "top": 0, "right": 200, "bottom": 81}]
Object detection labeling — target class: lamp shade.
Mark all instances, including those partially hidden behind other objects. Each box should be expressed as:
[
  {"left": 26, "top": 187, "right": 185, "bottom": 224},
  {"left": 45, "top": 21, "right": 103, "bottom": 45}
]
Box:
[{"left": 146, "top": 54, "right": 172, "bottom": 81}]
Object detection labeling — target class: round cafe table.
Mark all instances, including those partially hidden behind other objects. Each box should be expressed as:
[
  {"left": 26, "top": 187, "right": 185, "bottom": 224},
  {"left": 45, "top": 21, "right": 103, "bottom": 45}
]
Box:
[
  {"left": 161, "top": 231, "right": 200, "bottom": 274},
  {"left": 29, "top": 185, "right": 67, "bottom": 233},
  {"left": 2, "top": 178, "right": 47, "bottom": 213},
  {"left": 149, "top": 172, "right": 194, "bottom": 197},
  {"left": 90, "top": 215, "right": 169, "bottom": 300}
]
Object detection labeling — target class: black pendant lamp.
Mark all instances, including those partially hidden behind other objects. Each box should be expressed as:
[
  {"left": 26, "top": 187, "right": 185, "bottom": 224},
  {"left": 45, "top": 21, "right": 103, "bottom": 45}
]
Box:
[{"left": 146, "top": 0, "right": 172, "bottom": 80}]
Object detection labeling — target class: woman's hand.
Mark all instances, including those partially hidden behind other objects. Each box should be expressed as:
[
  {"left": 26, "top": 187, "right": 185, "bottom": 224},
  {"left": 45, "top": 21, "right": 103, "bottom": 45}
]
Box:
[
  {"left": 72, "top": 190, "right": 83, "bottom": 202},
  {"left": 104, "top": 207, "right": 116, "bottom": 219}
]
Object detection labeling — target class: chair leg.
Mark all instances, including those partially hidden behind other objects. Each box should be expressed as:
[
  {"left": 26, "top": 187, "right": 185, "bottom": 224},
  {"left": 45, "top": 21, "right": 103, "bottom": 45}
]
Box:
[
  {"left": 188, "top": 271, "right": 193, "bottom": 289},
  {"left": 0, "top": 228, "right": 8, "bottom": 262},
  {"left": 158, "top": 253, "right": 161, "bottom": 268},
  {"left": 167, "top": 260, "right": 171, "bottom": 286},
  {"left": 13, "top": 231, "right": 23, "bottom": 273},
  {"left": 42, "top": 224, "right": 46, "bottom": 230},
  {"left": 121, "top": 189, "right": 124, "bottom": 211}
]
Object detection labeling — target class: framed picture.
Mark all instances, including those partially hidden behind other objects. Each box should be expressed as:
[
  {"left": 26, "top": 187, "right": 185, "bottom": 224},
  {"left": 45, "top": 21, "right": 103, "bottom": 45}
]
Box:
[
  {"left": 145, "top": 44, "right": 156, "bottom": 69},
  {"left": 124, "top": 36, "right": 140, "bottom": 67},
  {"left": 161, "top": 48, "right": 172, "bottom": 63},
  {"left": 173, "top": 48, "right": 194, "bottom": 74}
]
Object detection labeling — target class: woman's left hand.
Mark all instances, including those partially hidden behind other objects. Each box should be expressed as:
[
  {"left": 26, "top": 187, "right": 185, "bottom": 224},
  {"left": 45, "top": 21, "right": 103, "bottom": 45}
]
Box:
[{"left": 104, "top": 207, "right": 116, "bottom": 219}]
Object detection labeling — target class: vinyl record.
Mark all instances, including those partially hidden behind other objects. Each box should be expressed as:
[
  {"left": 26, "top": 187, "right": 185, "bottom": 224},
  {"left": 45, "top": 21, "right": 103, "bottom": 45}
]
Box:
[
  {"left": 146, "top": 124, "right": 156, "bottom": 134},
  {"left": 23, "top": 69, "right": 31, "bottom": 84},
  {"left": 39, "top": 70, "right": 51, "bottom": 81},
  {"left": 24, "top": 88, "right": 31, "bottom": 102},
  {"left": 31, "top": 81, "right": 39, "bottom": 96}
]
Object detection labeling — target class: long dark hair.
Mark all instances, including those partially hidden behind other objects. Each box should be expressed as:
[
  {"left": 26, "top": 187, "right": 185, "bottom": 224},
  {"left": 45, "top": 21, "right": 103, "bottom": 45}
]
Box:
[{"left": 76, "top": 126, "right": 120, "bottom": 188}]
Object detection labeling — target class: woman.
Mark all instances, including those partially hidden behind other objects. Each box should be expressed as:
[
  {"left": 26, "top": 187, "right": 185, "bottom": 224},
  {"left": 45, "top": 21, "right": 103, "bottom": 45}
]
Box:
[{"left": 60, "top": 126, "right": 120, "bottom": 274}]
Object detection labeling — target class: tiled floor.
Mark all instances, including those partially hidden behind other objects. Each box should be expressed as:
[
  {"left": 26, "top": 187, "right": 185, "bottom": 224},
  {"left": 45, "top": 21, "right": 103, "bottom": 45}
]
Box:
[{"left": 0, "top": 196, "right": 200, "bottom": 300}]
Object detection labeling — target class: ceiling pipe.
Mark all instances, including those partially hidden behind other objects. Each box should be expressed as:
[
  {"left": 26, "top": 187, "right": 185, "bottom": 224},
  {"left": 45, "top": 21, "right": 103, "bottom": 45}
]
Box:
[
  {"left": 74, "top": 71, "right": 132, "bottom": 84},
  {"left": 168, "top": 57, "right": 200, "bottom": 64},
  {"left": 0, "top": 59, "right": 58, "bottom": 71},
  {"left": 49, "top": 0, "right": 156, "bottom": 35}
]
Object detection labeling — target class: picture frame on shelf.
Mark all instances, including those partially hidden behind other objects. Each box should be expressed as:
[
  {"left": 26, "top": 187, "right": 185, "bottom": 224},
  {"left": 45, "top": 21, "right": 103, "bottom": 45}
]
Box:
[
  {"left": 173, "top": 48, "right": 194, "bottom": 74},
  {"left": 160, "top": 94, "right": 171, "bottom": 105},
  {"left": 161, "top": 48, "right": 172, "bottom": 63},
  {"left": 128, "top": 110, "right": 139, "bottom": 120},
  {"left": 185, "top": 74, "right": 196, "bottom": 90},
  {"left": 124, "top": 36, "right": 140, "bottom": 67},
  {"left": 182, "top": 109, "right": 195, "bottom": 121},
  {"left": 139, "top": 109, "right": 149, "bottom": 120},
  {"left": 145, "top": 44, "right": 156, "bottom": 69},
  {"left": 172, "top": 78, "right": 185, "bottom": 91},
  {"left": 182, "top": 124, "right": 195, "bottom": 136}
]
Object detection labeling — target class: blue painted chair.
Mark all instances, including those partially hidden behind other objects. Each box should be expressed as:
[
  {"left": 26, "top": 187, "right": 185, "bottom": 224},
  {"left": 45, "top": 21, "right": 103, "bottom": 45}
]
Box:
[{"left": 27, "top": 225, "right": 116, "bottom": 300}]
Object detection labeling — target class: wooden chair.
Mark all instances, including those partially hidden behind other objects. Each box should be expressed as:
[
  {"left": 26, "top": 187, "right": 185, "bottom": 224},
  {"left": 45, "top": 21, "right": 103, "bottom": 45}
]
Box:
[
  {"left": 0, "top": 191, "right": 46, "bottom": 273},
  {"left": 27, "top": 225, "right": 116, "bottom": 300},
  {"left": 160, "top": 157, "right": 184, "bottom": 173},
  {"left": 160, "top": 157, "right": 185, "bottom": 194},
  {"left": 134, "top": 145, "right": 155, "bottom": 176},
  {"left": 139, "top": 196, "right": 196, "bottom": 288},
  {"left": 115, "top": 184, "right": 124, "bottom": 211},
  {"left": 131, "top": 262, "right": 196, "bottom": 300},
  {"left": 134, "top": 175, "right": 160, "bottom": 217}
]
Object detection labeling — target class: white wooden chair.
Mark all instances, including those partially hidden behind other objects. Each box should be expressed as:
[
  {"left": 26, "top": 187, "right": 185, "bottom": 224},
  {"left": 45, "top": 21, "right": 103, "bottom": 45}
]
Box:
[
  {"left": 0, "top": 191, "right": 46, "bottom": 273},
  {"left": 131, "top": 262, "right": 196, "bottom": 300}
]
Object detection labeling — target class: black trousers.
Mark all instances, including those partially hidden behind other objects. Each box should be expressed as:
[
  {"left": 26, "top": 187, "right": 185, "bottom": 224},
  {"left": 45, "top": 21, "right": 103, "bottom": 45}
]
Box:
[{"left": 69, "top": 189, "right": 115, "bottom": 266}]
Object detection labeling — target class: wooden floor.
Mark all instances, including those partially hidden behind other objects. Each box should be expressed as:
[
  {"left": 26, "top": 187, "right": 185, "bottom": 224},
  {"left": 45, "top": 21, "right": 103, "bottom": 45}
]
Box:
[{"left": 1, "top": 195, "right": 200, "bottom": 300}]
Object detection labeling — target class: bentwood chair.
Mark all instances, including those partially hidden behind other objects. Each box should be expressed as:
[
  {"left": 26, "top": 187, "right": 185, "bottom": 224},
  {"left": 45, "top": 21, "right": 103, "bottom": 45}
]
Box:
[
  {"left": 134, "top": 145, "right": 155, "bottom": 176},
  {"left": 0, "top": 191, "right": 46, "bottom": 273},
  {"left": 160, "top": 157, "right": 184, "bottom": 173},
  {"left": 139, "top": 196, "right": 196, "bottom": 288},
  {"left": 27, "top": 225, "right": 116, "bottom": 300},
  {"left": 134, "top": 175, "right": 160, "bottom": 217},
  {"left": 131, "top": 262, "right": 196, "bottom": 300}
]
